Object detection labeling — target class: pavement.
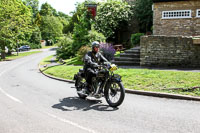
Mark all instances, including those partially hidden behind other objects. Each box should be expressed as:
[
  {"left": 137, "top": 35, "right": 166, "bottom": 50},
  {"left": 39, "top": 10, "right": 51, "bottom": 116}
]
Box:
[{"left": 39, "top": 59, "right": 200, "bottom": 102}]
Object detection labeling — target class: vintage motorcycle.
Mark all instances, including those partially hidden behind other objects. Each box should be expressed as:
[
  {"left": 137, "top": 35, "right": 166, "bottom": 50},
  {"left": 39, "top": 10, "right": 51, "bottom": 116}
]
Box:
[{"left": 74, "top": 63, "right": 125, "bottom": 107}]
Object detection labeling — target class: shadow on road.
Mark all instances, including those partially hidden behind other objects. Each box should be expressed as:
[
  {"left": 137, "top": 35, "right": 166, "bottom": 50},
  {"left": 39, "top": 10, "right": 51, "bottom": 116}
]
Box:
[{"left": 52, "top": 97, "right": 118, "bottom": 112}]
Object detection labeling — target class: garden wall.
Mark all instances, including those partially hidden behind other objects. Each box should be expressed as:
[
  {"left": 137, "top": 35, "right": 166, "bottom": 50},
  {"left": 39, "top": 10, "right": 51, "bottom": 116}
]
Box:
[{"left": 140, "top": 35, "right": 200, "bottom": 67}]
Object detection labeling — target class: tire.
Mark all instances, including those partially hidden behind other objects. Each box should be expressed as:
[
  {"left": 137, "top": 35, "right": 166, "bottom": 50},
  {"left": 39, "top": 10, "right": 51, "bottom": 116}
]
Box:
[
  {"left": 75, "top": 78, "right": 87, "bottom": 99},
  {"left": 77, "top": 93, "right": 87, "bottom": 99},
  {"left": 104, "top": 81, "right": 125, "bottom": 107}
]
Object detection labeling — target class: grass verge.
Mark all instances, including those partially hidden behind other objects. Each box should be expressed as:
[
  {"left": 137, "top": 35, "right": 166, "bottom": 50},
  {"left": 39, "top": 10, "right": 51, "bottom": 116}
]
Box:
[
  {"left": 40, "top": 55, "right": 55, "bottom": 66},
  {"left": 41, "top": 45, "right": 56, "bottom": 49},
  {"left": 2, "top": 51, "right": 42, "bottom": 61},
  {"left": 63, "top": 57, "right": 83, "bottom": 65},
  {"left": 41, "top": 61, "right": 200, "bottom": 96}
]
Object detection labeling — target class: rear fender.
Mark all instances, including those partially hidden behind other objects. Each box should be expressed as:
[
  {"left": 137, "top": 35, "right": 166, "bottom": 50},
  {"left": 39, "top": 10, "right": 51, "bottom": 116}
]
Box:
[{"left": 73, "top": 74, "right": 77, "bottom": 80}]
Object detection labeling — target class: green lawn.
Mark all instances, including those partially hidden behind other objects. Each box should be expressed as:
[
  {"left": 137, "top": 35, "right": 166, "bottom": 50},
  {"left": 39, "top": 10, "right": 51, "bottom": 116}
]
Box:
[
  {"left": 42, "top": 64, "right": 200, "bottom": 96},
  {"left": 1, "top": 51, "right": 42, "bottom": 61},
  {"left": 41, "top": 45, "right": 56, "bottom": 49},
  {"left": 40, "top": 55, "right": 55, "bottom": 66},
  {"left": 63, "top": 57, "right": 84, "bottom": 65}
]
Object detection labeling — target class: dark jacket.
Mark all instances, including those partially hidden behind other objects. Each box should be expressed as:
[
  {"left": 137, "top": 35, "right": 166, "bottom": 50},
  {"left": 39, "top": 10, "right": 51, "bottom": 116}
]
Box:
[{"left": 84, "top": 51, "right": 108, "bottom": 71}]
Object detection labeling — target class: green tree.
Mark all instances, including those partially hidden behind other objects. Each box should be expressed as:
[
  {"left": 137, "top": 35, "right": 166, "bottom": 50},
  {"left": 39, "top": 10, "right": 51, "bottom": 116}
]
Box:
[
  {"left": 40, "top": 2, "right": 58, "bottom": 16},
  {"left": 65, "top": 0, "right": 96, "bottom": 33},
  {"left": 133, "top": 0, "right": 153, "bottom": 33},
  {"left": 65, "top": 3, "right": 86, "bottom": 34},
  {"left": 35, "top": 12, "right": 42, "bottom": 26},
  {"left": 29, "top": 26, "right": 41, "bottom": 47},
  {"left": 0, "top": 0, "right": 32, "bottom": 59},
  {"left": 23, "top": 0, "right": 39, "bottom": 17},
  {"left": 72, "top": 10, "right": 92, "bottom": 51},
  {"left": 58, "top": 11, "right": 70, "bottom": 19},
  {"left": 56, "top": 0, "right": 105, "bottom": 59},
  {"left": 40, "top": 16, "right": 63, "bottom": 44},
  {"left": 95, "top": 0, "right": 133, "bottom": 41},
  {"left": 57, "top": 13, "right": 71, "bottom": 34}
]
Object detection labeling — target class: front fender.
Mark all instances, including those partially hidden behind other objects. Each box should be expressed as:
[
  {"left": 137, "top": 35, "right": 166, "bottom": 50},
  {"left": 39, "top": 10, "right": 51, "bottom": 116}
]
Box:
[{"left": 111, "top": 74, "right": 122, "bottom": 82}]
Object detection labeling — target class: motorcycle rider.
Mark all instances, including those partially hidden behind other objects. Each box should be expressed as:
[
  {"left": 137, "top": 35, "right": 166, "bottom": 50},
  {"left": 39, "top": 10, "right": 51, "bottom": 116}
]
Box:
[{"left": 83, "top": 41, "right": 109, "bottom": 94}]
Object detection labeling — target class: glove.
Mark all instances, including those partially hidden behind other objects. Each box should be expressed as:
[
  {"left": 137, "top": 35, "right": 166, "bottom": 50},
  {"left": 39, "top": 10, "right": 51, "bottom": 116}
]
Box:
[
  {"left": 93, "top": 63, "right": 99, "bottom": 68},
  {"left": 110, "top": 64, "right": 118, "bottom": 71}
]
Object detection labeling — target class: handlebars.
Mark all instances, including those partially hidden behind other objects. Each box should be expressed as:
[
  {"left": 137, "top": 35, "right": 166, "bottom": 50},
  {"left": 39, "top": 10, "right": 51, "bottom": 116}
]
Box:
[{"left": 96, "top": 63, "right": 118, "bottom": 72}]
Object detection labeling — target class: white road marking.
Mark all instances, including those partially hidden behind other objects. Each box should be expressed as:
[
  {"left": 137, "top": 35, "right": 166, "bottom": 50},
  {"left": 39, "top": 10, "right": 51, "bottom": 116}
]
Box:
[
  {"left": 1, "top": 54, "right": 96, "bottom": 132},
  {"left": 0, "top": 64, "right": 24, "bottom": 103},
  {"left": 0, "top": 87, "right": 23, "bottom": 104},
  {"left": 0, "top": 57, "right": 33, "bottom": 103},
  {"left": 45, "top": 112, "right": 97, "bottom": 133}
]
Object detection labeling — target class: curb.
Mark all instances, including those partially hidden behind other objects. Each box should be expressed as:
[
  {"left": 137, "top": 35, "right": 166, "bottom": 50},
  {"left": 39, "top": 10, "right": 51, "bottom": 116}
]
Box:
[
  {"left": 39, "top": 66, "right": 75, "bottom": 83},
  {"left": 39, "top": 66, "right": 200, "bottom": 102},
  {"left": 125, "top": 89, "right": 200, "bottom": 101}
]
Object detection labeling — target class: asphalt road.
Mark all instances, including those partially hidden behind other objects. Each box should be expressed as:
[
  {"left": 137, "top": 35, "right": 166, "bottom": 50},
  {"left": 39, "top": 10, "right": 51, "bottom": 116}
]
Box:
[{"left": 0, "top": 49, "right": 200, "bottom": 133}]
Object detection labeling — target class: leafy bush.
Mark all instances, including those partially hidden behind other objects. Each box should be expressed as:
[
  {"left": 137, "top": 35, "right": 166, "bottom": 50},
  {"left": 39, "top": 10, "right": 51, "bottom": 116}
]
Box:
[
  {"left": 100, "top": 43, "right": 116, "bottom": 61},
  {"left": 87, "top": 27, "right": 106, "bottom": 44},
  {"left": 72, "top": 8, "right": 93, "bottom": 54},
  {"left": 18, "top": 41, "right": 31, "bottom": 47},
  {"left": 131, "top": 33, "right": 144, "bottom": 47},
  {"left": 95, "top": 1, "right": 133, "bottom": 39},
  {"left": 56, "top": 35, "right": 74, "bottom": 59},
  {"left": 30, "top": 43, "right": 41, "bottom": 49},
  {"left": 77, "top": 45, "right": 91, "bottom": 61}
]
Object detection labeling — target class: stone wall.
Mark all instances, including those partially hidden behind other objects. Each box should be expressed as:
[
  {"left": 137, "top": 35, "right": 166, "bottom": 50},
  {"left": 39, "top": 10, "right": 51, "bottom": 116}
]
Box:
[
  {"left": 153, "top": 0, "right": 200, "bottom": 36},
  {"left": 140, "top": 35, "right": 200, "bottom": 67}
]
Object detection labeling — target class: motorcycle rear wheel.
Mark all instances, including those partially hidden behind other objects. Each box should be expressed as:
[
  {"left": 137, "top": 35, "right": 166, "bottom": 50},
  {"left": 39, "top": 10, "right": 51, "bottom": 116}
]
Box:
[
  {"left": 104, "top": 81, "right": 125, "bottom": 107},
  {"left": 75, "top": 78, "right": 87, "bottom": 99}
]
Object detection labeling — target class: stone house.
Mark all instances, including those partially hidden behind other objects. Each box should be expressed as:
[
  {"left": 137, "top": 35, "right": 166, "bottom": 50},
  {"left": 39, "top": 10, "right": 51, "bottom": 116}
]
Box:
[
  {"left": 153, "top": 0, "right": 200, "bottom": 36},
  {"left": 140, "top": 0, "right": 200, "bottom": 67}
]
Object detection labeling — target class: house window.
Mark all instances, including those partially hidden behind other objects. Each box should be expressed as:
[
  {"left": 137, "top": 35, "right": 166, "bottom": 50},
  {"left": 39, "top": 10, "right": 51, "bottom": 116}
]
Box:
[
  {"left": 197, "top": 9, "right": 200, "bottom": 17},
  {"left": 162, "top": 10, "right": 191, "bottom": 19}
]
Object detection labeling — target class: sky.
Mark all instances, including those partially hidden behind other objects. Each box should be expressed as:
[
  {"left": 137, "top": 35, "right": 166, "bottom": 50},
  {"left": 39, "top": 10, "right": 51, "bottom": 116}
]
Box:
[{"left": 38, "top": 0, "right": 103, "bottom": 15}]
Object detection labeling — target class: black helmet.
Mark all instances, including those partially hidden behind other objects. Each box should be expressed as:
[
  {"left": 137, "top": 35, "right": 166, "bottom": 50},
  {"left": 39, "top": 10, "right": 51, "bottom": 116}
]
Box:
[{"left": 91, "top": 41, "right": 100, "bottom": 48}]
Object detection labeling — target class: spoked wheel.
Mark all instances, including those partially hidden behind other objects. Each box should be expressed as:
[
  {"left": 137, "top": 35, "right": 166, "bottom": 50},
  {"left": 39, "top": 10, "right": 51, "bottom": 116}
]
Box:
[
  {"left": 75, "top": 77, "right": 87, "bottom": 99},
  {"left": 104, "top": 81, "right": 125, "bottom": 107}
]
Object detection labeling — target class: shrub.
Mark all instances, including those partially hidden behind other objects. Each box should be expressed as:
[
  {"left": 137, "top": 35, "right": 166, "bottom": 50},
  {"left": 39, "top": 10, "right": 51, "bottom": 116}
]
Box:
[
  {"left": 77, "top": 45, "right": 91, "bottom": 61},
  {"left": 56, "top": 35, "right": 74, "bottom": 59},
  {"left": 131, "top": 33, "right": 144, "bottom": 47},
  {"left": 18, "top": 41, "right": 31, "bottom": 47},
  {"left": 72, "top": 10, "right": 92, "bottom": 54},
  {"left": 30, "top": 43, "right": 41, "bottom": 49},
  {"left": 95, "top": 1, "right": 133, "bottom": 39},
  {"left": 87, "top": 27, "right": 106, "bottom": 44},
  {"left": 100, "top": 43, "right": 116, "bottom": 61}
]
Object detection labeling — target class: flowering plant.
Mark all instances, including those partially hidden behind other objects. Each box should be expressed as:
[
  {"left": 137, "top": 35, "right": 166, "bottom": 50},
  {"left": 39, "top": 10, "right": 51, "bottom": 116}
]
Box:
[{"left": 100, "top": 43, "right": 116, "bottom": 61}]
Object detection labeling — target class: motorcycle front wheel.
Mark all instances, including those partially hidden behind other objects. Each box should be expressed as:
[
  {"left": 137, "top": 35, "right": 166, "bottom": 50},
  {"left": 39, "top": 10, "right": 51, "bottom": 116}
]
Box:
[{"left": 104, "top": 81, "right": 125, "bottom": 107}]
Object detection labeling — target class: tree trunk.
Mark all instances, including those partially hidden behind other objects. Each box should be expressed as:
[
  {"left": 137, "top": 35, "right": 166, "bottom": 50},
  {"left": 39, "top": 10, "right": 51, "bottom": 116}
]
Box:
[
  {"left": 7, "top": 50, "right": 12, "bottom": 55},
  {"left": 0, "top": 40, "right": 6, "bottom": 60}
]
